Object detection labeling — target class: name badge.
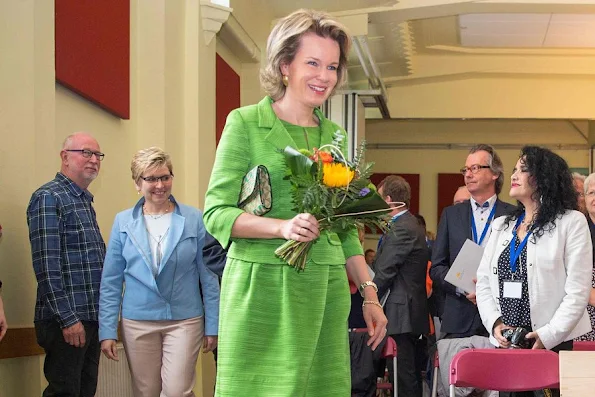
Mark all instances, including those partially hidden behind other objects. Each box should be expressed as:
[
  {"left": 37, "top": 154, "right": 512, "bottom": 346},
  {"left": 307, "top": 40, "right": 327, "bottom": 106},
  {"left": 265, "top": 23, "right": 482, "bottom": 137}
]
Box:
[{"left": 503, "top": 281, "right": 523, "bottom": 299}]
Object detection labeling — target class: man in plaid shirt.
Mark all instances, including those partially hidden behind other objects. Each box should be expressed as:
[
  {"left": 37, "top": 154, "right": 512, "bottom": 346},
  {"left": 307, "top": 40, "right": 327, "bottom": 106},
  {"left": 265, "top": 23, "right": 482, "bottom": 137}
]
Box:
[{"left": 27, "top": 132, "right": 106, "bottom": 397}]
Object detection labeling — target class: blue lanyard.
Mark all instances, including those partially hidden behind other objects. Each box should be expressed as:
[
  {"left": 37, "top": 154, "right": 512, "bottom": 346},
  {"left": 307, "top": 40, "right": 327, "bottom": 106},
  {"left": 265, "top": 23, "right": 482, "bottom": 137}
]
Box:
[
  {"left": 471, "top": 203, "right": 497, "bottom": 246},
  {"left": 509, "top": 213, "right": 532, "bottom": 273}
]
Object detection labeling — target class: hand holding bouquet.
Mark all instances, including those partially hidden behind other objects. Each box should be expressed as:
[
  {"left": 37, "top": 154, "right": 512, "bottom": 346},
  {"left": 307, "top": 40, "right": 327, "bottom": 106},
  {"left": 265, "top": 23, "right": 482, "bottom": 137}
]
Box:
[{"left": 275, "top": 132, "right": 394, "bottom": 271}]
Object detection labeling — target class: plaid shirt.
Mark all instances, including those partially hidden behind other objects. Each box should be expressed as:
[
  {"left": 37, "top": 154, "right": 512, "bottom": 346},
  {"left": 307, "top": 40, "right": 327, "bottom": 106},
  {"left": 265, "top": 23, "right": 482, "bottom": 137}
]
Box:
[{"left": 27, "top": 173, "right": 106, "bottom": 327}]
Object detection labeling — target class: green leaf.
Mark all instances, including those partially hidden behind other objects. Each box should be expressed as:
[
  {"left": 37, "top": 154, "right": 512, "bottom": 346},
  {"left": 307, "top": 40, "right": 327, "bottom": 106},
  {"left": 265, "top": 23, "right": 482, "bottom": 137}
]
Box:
[
  {"left": 283, "top": 146, "right": 317, "bottom": 177},
  {"left": 334, "top": 191, "right": 390, "bottom": 216}
]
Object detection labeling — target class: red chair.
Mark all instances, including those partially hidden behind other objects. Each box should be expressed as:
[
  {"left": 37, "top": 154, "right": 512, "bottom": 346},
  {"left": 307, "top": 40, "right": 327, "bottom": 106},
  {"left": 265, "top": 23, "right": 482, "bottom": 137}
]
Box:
[
  {"left": 376, "top": 336, "right": 398, "bottom": 396},
  {"left": 573, "top": 340, "right": 595, "bottom": 351},
  {"left": 449, "top": 349, "right": 559, "bottom": 397},
  {"left": 430, "top": 350, "right": 439, "bottom": 397}
]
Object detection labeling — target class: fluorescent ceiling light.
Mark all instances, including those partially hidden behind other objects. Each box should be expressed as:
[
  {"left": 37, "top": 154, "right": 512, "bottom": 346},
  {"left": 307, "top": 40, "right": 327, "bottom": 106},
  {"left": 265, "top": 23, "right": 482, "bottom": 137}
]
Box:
[{"left": 459, "top": 13, "right": 595, "bottom": 48}]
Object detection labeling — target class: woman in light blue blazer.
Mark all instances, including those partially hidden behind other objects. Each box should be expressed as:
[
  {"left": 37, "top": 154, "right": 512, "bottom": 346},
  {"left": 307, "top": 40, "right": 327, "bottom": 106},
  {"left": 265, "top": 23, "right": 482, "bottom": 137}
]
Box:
[{"left": 99, "top": 147, "right": 219, "bottom": 397}]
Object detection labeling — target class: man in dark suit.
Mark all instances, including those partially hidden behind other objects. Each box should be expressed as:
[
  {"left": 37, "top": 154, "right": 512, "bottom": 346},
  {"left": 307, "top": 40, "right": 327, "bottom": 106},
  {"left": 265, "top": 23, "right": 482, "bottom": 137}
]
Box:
[
  {"left": 203, "top": 231, "right": 227, "bottom": 279},
  {"left": 430, "top": 144, "right": 515, "bottom": 339},
  {"left": 373, "top": 175, "right": 430, "bottom": 397}
]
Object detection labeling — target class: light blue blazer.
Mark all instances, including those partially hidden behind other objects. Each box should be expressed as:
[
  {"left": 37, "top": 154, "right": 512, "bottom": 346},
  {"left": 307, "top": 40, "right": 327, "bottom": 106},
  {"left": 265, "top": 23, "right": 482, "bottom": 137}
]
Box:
[{"left": 98, "top": 196, "right": 220, "bottom": 341}]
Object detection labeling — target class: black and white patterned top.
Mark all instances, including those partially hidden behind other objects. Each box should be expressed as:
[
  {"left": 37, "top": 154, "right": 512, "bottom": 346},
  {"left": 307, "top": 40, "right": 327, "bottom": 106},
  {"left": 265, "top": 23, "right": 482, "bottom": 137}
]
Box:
[
  {"left": 498, "top": 235, "right": 531, "bottom": 327},
  {"left": 576, "top": 267, "right": 595, "bottom": 341},
  {"left": 576, "top": 217, "right": 595, "bottom": 341}
]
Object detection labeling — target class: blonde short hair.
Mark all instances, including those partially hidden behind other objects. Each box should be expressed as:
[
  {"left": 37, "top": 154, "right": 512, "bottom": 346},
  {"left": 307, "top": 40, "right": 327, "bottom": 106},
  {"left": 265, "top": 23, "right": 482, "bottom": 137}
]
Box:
[
  {"left": 260, "top": 9, "right": 352, "bottom": 101},
  {"left": 131, "top": 147, "right": 173, "bottom": 182}
]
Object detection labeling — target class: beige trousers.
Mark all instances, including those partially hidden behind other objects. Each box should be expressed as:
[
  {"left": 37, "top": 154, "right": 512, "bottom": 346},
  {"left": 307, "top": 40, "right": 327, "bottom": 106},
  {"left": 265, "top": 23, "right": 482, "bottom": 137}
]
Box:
[{"left": 122, "top": 316, "right": 204, "bottom": 397}]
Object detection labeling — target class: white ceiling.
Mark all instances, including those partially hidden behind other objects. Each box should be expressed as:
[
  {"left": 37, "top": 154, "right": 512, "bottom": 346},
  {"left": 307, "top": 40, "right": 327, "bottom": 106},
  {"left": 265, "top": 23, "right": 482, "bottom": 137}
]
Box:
[
  {"left": 459, "top": 13, "right": 595, "bottom": 48},
  {"left": 266, "top": 0, "right": 396, "bottom": 17}
]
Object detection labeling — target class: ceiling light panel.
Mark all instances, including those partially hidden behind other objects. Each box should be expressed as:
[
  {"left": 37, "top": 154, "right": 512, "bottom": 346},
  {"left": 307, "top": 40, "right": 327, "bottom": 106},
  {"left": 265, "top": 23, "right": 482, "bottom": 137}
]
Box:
[{"left": 459, "top": 13, "right": 595, "bottom": 48}]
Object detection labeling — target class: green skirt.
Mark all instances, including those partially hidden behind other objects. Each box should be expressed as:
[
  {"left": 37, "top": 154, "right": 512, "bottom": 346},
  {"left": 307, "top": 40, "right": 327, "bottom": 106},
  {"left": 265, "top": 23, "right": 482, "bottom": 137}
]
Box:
[{"left": 214, "top": 258, "right": 351, "bottom": 397}]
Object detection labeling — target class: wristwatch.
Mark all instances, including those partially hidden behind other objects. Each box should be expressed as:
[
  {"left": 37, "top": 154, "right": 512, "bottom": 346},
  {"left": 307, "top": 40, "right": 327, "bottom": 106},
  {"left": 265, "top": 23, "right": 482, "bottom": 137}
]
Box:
[{"left": 358, "top": 280, "right": 378, "bottom": 297}]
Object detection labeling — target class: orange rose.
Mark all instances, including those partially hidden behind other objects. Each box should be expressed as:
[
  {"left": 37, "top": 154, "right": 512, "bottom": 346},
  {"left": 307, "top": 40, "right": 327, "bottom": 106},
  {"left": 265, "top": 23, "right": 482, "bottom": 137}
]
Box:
[
  {"left": 310, "top": 148, "right": 334, "bottom": 164},
  {"left": 319, "top": 151, "right": 333, "bottom": 164}
]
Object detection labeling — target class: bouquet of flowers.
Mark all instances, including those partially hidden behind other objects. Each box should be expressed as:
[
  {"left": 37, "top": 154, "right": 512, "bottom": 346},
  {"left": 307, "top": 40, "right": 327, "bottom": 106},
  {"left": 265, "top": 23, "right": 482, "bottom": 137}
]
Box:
[{"left": 275, "top": 132, "right": 394, "bottom": 271}]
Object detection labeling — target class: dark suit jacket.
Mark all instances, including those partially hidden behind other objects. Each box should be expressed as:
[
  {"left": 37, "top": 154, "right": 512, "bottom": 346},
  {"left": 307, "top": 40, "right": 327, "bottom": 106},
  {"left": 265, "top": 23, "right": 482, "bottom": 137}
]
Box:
[
  {"left": 373, "top": 211, "right": 430, "bottom": 336},
  {"left": 429, "top": 199, "right": 515, "bottom": 336},
  {"left": 203, "top": 232, "right": 227, "bottom": 278}
]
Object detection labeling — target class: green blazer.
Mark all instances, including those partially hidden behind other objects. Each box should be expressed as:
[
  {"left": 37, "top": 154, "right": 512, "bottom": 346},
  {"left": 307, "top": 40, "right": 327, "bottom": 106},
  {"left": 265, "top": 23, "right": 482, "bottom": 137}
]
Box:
[{"left": 204, "top": 96, "right": 363, "bottom": 265}]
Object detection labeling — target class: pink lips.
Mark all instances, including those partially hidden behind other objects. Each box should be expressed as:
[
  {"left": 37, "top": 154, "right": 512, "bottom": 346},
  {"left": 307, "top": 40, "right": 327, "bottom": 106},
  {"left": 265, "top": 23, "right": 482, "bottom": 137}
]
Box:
[{"left": 308, "top": 84, "right": 328, "bottom": 95}]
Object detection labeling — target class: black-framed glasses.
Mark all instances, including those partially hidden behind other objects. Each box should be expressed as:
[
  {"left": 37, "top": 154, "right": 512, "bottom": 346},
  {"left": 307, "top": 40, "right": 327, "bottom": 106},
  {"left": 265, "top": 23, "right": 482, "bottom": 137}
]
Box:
[
  {"left": 460, "top": 164, "right": 490, "bottom": 175},
  {"left": 65, "top": 149, "right": 105, "bottom": 161},
  {"left": 140, "top": 174, "right": 174, "bottom": 183}
]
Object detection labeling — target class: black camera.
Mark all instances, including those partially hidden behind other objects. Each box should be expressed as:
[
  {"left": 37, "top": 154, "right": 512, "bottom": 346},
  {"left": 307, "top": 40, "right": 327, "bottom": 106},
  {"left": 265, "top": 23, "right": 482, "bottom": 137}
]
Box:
[{"left": 501, "top": 327, "right": 534, "bottom": 349}]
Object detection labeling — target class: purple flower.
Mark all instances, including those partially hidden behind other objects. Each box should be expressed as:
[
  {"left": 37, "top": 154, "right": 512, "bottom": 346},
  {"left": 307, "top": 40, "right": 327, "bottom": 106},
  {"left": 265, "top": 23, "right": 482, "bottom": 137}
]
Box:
[{"left": 359, "top": 187, "right": 371, "bottom": 197}]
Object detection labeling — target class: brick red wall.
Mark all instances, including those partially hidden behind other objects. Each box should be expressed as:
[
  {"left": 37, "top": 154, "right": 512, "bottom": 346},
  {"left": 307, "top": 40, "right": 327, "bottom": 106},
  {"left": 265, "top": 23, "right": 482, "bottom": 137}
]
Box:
[
  {"left": 437, "top": 173, "right": 465, "bottom": 220},
  {"left": 55, "top": 0, "right": 130, "bottom": 119},
  {"left": 216, "top": 54, "right": 240, "bottom": 145}
]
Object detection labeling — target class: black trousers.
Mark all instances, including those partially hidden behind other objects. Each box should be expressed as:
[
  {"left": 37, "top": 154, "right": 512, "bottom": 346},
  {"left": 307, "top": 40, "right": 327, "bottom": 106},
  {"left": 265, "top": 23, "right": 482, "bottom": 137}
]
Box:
[
  {"left": 387, "top": 333, "right": 423, "bottom": 397},
  {"left": 349, "top": 331, "right": 387, "bottom": 397},
  {"left": 35, "top": 320, "right": 100, "bottom": 397},
  {"left": 498, "top": 340, "right": 573, "bottom": 397}
]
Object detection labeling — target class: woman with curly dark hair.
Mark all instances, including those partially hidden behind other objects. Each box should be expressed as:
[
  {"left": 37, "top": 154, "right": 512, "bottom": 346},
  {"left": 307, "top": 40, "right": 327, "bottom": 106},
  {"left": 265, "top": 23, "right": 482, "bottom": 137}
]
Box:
[{"left": 476, "top": 146, "right": 592, "bottom": 396}]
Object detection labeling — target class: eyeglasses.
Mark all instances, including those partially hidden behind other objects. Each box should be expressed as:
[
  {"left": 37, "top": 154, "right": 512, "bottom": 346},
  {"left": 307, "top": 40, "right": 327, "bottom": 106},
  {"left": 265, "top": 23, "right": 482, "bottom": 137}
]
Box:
[
  {"left": 140, "top": 174, "right": 174, "bottom": 183},
  {"left": 65, "top": 149, "right": 105, "bottom": 161},
  {"left": 585, "top": 191, "right": 595, "bottom": 198},
  {"left": 460, "top": 164, "right": 490, "bottom": 175}
]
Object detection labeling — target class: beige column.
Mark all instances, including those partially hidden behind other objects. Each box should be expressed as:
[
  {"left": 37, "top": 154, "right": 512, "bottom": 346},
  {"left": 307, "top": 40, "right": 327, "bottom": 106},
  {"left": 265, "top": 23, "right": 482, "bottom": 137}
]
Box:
[
  {"left": 132, "top": 0, "right": 167, "bottom": 149},
  {"left": 189, "top": 3, "right": 226, "bottom": 394},
  {"left": 0, "top": 0, "right": 55, "bottom": 395},
  {"left": 132, "top": 0, "right": 221, "bottom": 208}
]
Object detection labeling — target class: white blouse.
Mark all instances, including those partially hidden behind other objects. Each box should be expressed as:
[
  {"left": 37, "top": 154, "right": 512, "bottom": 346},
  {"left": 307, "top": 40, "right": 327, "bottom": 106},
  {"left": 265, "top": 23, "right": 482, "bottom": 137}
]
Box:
[{"left": 144, "top": 213, "right": 172, "bottom": 276}]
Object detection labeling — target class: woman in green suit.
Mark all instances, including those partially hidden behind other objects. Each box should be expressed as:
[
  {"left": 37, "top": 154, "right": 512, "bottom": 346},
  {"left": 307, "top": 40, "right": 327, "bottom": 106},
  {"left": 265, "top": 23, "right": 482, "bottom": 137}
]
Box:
[{"left": 204, "top": 9, "right": 388, "bottom": 396}]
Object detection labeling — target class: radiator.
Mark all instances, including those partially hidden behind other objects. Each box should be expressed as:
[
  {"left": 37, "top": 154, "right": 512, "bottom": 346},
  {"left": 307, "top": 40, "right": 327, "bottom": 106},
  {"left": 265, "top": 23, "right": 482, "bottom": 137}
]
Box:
[{"left": 95, "top": 343, "right": 134, "bottom": 397}]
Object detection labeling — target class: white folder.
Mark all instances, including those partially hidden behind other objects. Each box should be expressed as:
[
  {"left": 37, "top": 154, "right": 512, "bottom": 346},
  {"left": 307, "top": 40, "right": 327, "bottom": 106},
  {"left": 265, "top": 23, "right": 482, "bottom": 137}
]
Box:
[{"left": 444, "top": 239, "right": 485, "bottom": 294}]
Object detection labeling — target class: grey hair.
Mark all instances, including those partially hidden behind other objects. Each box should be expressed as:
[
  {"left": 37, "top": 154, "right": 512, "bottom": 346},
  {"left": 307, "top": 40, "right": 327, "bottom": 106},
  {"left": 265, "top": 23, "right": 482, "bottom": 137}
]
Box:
[
  {"left": 584, "top": 173, "right": 595, "bottom": 194},
  {"left": 62, "top": 134, "right": 75, "bottom": 149},
  {"left": 62, "top": 132, "right": 95, "bottom": 150},
  {"left": 572, "top": 172, "right": 586, "bottom": 183},
  {"left": 468, "top": 144, "right": 504, "bottom": 195}
]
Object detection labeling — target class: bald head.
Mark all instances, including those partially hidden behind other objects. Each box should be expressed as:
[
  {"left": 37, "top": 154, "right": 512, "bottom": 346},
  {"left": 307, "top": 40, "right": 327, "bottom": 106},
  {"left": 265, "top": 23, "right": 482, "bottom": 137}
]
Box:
[
  {"left": 453, "top": 185, "right": 471, "bottom": 205},
  {"left": 62, "top": 132, "right": 98, "bottom": 150},
  {"left": 60, "top": 132, "right": 102, "bottom": 189}
]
